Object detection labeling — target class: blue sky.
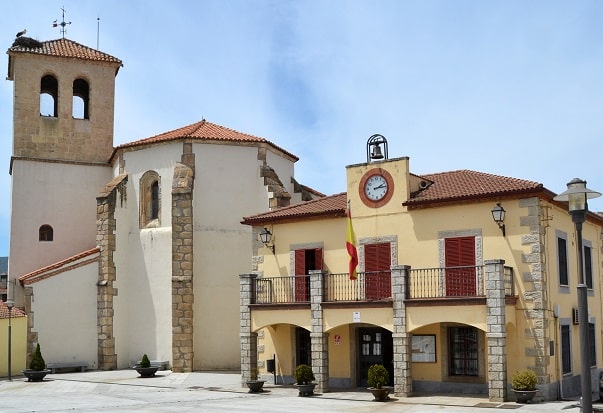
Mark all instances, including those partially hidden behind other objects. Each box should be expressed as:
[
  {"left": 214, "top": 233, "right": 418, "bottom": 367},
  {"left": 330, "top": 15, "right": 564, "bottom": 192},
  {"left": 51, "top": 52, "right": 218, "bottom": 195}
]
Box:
[{"left": 1, "top": 1, "right": 603, "bottom": 256}]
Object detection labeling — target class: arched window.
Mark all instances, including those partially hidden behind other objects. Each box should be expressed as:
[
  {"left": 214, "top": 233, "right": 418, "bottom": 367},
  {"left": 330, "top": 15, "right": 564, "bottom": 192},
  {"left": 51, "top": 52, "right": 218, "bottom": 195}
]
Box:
[
  {"left": 39, "top": 225, "right": 54, "bottom": 241},
  {"left": 140, "top": 171, "right": 161, "bottom": 228},
  {"left": 72, "top": 78, "right": 89, "bottom": 119},
  {"left": 40, "top": 75, "right": 58, "bottom": 117}
]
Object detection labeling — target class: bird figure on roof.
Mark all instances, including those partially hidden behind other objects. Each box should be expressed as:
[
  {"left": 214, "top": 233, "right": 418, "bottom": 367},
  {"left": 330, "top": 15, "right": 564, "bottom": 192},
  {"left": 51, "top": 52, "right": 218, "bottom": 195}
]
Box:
[{"left": 16, "top": 29, "right": 27, "bottom": 37}]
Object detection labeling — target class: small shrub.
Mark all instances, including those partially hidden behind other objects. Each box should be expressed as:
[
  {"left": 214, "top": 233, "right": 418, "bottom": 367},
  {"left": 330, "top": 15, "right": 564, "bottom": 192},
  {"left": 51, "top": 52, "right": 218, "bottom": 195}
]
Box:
[
  {"left": 139, "top": 354, "right": 151, "bottom": 368},
  {"left": 29, "top": 343, "right": 46, "bottom": 371},
  {"left": 511, "top": 369, "right": 537, "bottom": 391},
  {"left": 294, "top": 364, "right": 315, "bottom": 385},
  {"left": 367, "top": 364, "right": 389, "bottom": 389}
]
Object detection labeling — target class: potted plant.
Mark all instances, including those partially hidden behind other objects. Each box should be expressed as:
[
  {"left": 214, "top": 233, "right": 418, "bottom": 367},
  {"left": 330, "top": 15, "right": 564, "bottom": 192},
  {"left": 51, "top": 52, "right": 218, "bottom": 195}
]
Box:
[
  {"left": 367, "top": 363, "right": 391, "bottom": 401},
  {"left": 511, "top": 369, "right": 538, "bottom": 403},
  {"left": 245, "top": 368, "right": 266, "bottom": 393},
  {"left": 294, "top": 364, "right": 316, "bottom": 396},
  {"left": 22, "top": 343, "right": 51, "bottom": 382},
  {"left": 134, "top": 354, "right": 159, "bottom": 378}
]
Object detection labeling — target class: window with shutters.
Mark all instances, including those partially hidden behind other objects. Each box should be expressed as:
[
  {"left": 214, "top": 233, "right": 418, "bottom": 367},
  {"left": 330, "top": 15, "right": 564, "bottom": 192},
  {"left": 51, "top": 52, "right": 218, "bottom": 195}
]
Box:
[
  {"left": 444, "top": 236, "right": 476, "bottom": 296},
  {"left": 557, "top": 232, "right": 569, "bottom": 288},
  {"left": 364, "top": 242, "right": 391, "bottom": 299},
  {"left": 294, "top": 248, "right": 322, "bottom": 302},
  {"left": 584, "top": 242, "right": 593, "bottom": 290}
]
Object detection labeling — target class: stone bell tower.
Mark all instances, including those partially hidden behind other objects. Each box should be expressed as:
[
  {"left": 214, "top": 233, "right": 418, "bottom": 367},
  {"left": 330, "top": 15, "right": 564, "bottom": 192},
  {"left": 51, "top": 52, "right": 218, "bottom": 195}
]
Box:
[{"left": 6, "top": 36, "right": 122, "bottom": 303}]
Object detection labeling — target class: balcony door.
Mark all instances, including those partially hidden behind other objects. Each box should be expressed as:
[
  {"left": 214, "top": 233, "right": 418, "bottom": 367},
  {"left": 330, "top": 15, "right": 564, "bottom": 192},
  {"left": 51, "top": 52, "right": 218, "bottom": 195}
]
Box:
[
  {"left": 294, "top": 248, "right": 322, "bottom": 302},
  {"left": 364, "top": 243, "right": 391, "bottom": 299},
  {"left": 444, "top": 236, "right": 476, "bottom": 296}
]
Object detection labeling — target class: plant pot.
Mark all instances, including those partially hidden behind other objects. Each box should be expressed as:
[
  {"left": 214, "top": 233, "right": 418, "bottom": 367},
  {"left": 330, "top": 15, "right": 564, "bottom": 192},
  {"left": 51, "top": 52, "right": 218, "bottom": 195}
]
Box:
[
  {"left": 22, "top": 369, "right": 51, "bottom": 382},
  {"left": 134, "top": 366, "right": 159, "bottom": 377},
  {"left": 368, "top": 386, "right": 392, "bottom": 401},
  {"left": 294, "top": 382, "right": 316, "bottom": 396},
  {"left": 246, "top": 380, "right": 265, "bottom": 393},
  {"left": 513, "top": 389, "right": 538, "bottom": 403}
]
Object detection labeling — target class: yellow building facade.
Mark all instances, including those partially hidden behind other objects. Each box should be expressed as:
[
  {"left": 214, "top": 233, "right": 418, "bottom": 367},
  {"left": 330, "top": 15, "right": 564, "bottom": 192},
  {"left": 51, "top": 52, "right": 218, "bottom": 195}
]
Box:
[{"left": 240, "top": 147, "right": 603, "bottom": 402}]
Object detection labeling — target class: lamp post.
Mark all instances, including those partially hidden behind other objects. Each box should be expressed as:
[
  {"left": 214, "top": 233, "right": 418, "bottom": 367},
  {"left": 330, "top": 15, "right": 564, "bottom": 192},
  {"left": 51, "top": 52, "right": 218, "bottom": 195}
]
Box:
[
  {"left": 554, "top": 178, "right": 601, "bottom": 413},
  {"left": 7, "top": 299, "right": 13, "bottom": 381}
]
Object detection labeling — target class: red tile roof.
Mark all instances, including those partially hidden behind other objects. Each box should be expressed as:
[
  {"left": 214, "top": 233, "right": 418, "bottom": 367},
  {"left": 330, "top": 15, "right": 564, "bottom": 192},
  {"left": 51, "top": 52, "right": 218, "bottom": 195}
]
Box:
[
  {"left": 113, "top": 119, "right": 298, "bottom": 161},
  {"left": 241, "top": 170, "right": 554, "bottom": 224},
  {"left": 8, "top": 37, "right": 122, "bottom": 66},
  {"left": 242, "top": 192, "right": 347, "bottom": 225},
  {"left": 0, "top": 301, "right": 26, "bottom": 319},
  {"left": 19, "top": 247, "right": 100, "bottom": 285},
  {"left": 404, "top": 169, "right": 549, "bottom": 208}
]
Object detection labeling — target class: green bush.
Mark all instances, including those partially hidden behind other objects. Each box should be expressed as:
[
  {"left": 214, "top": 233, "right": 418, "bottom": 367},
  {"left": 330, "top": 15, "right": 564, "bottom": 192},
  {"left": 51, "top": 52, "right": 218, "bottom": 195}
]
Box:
[
  {"left": 140, "top": 354, "right": 151, "bottom": 368},
  {"left": 29, "top": 343, "right": 46, "bottom": 371},
  {"left": 294, "top": 364, "right": 315, "bottom": 385},
  {"left": 511, "top": 369, "right": 537, "bottom": 391},
  {"left": 367, "top": 364, "right": 389, "bottom": 389}
]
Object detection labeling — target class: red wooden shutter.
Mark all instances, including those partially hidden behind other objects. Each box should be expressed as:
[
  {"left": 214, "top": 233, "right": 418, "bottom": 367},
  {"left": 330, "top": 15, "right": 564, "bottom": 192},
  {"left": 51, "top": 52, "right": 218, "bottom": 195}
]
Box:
[
  {"left": 364, "top": 243, "right": 391, "bottom": 299},
  {"left": 444, "top": 237, "right": 476, "bottom": 296}
]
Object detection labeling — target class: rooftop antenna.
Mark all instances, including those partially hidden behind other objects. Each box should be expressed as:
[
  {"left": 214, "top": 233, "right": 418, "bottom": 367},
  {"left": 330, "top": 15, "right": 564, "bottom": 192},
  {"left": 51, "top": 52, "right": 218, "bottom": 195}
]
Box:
[
  {"left": 96, "top": 17, "right": 100, "bottom": 49},
  {"left": 52, "top": 7, "right": 72, "bottom": 38}
]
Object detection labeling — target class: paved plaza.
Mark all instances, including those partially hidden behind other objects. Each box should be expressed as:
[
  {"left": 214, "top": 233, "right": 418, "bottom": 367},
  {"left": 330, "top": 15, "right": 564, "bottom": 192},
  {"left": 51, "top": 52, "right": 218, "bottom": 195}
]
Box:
[{"left": 0, "top": 369, "right": 594, "bottom": 412}]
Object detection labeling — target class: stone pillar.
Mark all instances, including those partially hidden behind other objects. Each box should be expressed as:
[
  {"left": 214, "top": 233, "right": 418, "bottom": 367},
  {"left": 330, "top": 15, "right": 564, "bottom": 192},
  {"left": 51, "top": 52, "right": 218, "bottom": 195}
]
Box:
[
  {"left": 391, "top": 265, "right": 412, "bottom": 396},
  {"left": 171, "top": 161, "right": 195, "bottom": 372},
  {"left": 96, "top": 177, "right": 123, "bottom": 371},
  {"left": 309, "top": 270, "right": 328, "bottom": 393},
  {"left": 240, "top": 273, "right": 258, "bottom": 384},
  {"left": 485, "top": 259, "right": 507, "bottom": 402},
  {"left": 519, "top": 197, "right": 549, "bottom": 393}
]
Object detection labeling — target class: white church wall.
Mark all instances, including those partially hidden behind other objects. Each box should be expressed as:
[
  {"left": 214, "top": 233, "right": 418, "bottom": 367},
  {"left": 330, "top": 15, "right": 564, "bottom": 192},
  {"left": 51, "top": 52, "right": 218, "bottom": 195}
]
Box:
[
  {"left": 112, "top": 144, "right": 181, "bottom": 367},
  {"left": 192, "top": 142, "right": 272, "bottom": 369},
  {"left": 29, "top": 262, "right": 98, "bottom": 368},
  {"left": 9, "top": 161, "right": 111, "bottom": 306}
]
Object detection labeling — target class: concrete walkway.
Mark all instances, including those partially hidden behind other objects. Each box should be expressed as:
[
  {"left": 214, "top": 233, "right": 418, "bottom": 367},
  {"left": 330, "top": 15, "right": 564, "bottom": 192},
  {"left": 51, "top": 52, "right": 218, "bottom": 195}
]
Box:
[{"left": 0, "top": 369, "right": 590, "bottom": 412}]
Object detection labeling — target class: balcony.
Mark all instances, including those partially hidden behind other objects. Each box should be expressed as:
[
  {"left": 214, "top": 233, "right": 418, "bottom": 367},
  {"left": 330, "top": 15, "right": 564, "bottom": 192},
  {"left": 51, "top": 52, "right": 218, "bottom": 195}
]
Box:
[{"left": 250, "top": 265, "right": 515, "bottom": 305}]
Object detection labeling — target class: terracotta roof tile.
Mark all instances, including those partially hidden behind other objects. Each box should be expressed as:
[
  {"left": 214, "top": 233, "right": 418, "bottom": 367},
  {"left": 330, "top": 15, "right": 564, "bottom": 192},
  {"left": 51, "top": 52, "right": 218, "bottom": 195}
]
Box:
[
  {"left": 0, "top": 300, "right": 26, "bottom": 319},
  {"left": 242, "top": 170, "right": 551, "bottom": 224},
  {"left": 404, "top": 169, "right": 546, "bottom": 207},
  {"left": 19, "top": 247, "right": 100, "bottom": 285},
  {"left": 8, "top": 37, "right": 122, "bottom": 65},
  {"left": 114, "top": 119, "right": 298, "bottom": 161},
  {"left": 242, "top": 192, "right": 347, "bottom": 224}
]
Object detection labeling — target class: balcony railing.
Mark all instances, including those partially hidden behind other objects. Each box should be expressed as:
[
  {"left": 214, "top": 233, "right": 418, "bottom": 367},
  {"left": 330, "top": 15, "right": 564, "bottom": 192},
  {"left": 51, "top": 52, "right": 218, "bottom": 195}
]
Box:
[
  {"left": 407, "top": 265, "right": 514, "bottom": 299},
  {"left": 324, "top": 271, "right": 391, "bottom": 302},
  {"left": 251, "top": 266, "right": 514, "bottom": 304}
]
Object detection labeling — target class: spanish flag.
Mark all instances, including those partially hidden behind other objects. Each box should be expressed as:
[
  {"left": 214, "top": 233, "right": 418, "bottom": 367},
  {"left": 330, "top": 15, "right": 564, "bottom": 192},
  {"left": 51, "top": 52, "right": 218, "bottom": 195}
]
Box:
[{"left": 346, "top": 200, "right": 358, "bottom": 280}]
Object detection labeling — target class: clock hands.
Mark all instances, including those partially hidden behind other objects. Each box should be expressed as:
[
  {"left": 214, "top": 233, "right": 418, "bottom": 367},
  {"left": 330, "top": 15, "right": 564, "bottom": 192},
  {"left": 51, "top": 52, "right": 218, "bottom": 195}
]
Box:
[{"left": 373, "top": 184, "right": 386, "bottom": 190}]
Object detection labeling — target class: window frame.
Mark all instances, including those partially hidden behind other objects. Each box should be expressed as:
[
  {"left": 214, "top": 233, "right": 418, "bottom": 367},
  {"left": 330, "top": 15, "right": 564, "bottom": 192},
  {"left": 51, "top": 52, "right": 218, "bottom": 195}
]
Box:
[
  {"left": 556, "top": 230, "right": 569, "bottom": 291},
  {"left": 39, "top": 224, "right": 54, "bottom": 242},
  {"left": 561, "top": 323, "right": 572, "bottom": 375},
  {"left": 139, "top": 171, "right": 161, "bottom": 228}
]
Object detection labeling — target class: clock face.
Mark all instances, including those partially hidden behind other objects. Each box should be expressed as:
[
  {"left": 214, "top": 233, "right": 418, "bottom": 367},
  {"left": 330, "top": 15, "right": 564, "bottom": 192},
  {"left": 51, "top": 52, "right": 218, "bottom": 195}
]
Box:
[
  {"left": 364, "top": 174, "right": 388, "bottom": 201},
  {"left": 359, "top": 168, "right": 394, "bottom": 208}
]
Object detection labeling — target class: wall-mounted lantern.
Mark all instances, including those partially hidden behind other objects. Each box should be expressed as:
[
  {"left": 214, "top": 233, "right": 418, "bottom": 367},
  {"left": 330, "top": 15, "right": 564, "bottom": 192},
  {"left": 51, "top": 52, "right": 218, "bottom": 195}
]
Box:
[
  {"left": 491, "top": 203, "right": 506, "bottom": 236},
  {"left": 259, "top": 227, "right": 275, "bottom": 254}
]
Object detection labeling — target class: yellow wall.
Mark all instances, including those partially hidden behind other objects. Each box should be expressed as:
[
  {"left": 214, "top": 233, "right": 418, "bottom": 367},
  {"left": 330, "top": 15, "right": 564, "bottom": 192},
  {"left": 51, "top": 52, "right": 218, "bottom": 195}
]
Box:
[{"left": 0, "top": 315, "right": 27, "bottom": 377}]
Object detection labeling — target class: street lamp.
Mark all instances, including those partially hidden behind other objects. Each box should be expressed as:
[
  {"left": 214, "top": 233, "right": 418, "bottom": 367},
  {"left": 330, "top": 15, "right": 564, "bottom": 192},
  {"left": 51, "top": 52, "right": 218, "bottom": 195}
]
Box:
[
  {"left": 7, "top": 299, "right": 13, "bottom": 381},
  {"left": 554, "top": 178, "right": 601, "bottom": 413}
]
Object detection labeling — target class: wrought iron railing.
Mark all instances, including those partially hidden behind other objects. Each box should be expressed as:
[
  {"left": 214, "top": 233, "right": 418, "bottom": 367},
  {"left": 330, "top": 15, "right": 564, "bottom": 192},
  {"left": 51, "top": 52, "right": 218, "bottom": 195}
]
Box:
[
  {"left": 323, "top": 271, "right": 391, "bottom": 302},
  {"left": 252, "top": 265, "right": 514, "bottom": 304},
  {"left": 254, "top": 275, "right": 310, "bottom": 304}
]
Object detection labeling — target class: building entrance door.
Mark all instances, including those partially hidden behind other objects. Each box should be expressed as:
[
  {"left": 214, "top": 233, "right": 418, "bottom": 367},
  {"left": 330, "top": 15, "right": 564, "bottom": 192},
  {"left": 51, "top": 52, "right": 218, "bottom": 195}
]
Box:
[{"left": 357, "top": 327, "right": 393, "bottom": 387}]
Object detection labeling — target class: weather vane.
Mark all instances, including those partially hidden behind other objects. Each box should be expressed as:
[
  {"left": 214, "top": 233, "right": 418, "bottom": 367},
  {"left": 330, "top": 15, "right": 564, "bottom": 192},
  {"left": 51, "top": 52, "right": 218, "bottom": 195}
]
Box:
[{"left": 52, "top": 7, "right": 72, "bottom": 38}]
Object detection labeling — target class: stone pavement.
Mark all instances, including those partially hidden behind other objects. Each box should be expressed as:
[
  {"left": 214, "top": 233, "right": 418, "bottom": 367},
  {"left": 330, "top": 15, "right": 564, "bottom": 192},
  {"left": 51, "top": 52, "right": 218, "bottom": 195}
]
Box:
[{"left": 0, "top": 369, "right": 591, "bottom": 412}]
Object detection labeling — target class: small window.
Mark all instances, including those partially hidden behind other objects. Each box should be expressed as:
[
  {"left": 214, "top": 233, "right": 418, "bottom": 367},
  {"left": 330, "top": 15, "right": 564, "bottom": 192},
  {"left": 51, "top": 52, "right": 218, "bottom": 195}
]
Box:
[
  {"left": 557, "top": 235, "right": 569, "bottom": 287},
  {"left": 584, "top": 243, "right": 593, "bottom": 289},
  {"left": 40, "top": 75, "right": 58, "bottom": 117},
  {"left": 561, "top": 324, "right": 571, "bottom": 374},
  {"left": 72, "top": 78, "right": 89, "bottom": 119},
  {"left": 39, "top": 225, "right": 54, "bottom": 241},
  {"left": 139, "top": 171, "right": 160, "bottom": 228}
]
